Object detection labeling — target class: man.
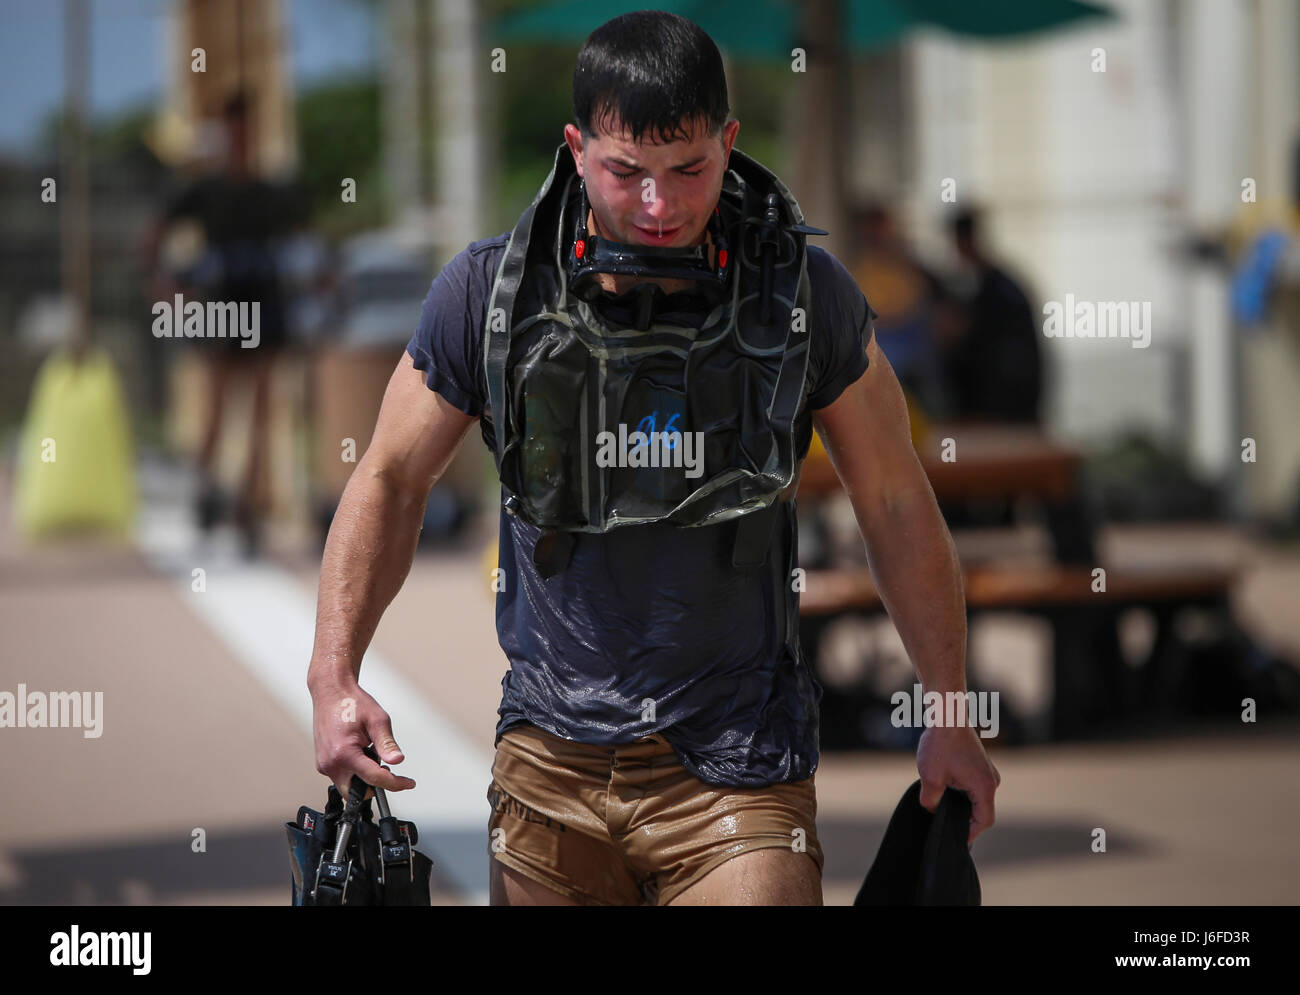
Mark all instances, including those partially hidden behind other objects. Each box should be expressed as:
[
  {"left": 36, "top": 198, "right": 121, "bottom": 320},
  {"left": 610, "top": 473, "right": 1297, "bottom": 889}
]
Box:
[
  {"left": 940, "top": 207, "right": 1043, "bottom": 424},
  {"left": 848, "top": 203, "right": 949, "bottom": 418},
  {"left": 308, "top": 11, "right": 998, "bottom": 906},
  {"left": 143, "top": 91, "right": 301, "bottom": 556}
]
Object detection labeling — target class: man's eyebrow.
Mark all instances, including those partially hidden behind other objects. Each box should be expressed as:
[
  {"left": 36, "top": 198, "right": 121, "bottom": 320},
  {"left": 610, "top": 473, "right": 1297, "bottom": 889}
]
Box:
[{"left": 606, "top": 155, "right": 708, "bottom": 171}]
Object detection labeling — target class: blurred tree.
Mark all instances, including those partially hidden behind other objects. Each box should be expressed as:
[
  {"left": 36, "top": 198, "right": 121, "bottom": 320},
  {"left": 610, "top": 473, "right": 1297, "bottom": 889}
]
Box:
[
  {"left": 295, "top": 76, "right": 387, "bottom": 238},
  {"left": 36, "top": 105, "right": 164, "bottom": 175}
]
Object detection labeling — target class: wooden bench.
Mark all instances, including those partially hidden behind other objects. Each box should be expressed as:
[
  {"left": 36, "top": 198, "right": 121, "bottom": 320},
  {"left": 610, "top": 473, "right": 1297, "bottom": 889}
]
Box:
[
  {"left": 800, "top": 564, "right": 1236, "bottom": 616},
  {"left": 798, "top": 562, "right": 1239, "bottom": 740}
]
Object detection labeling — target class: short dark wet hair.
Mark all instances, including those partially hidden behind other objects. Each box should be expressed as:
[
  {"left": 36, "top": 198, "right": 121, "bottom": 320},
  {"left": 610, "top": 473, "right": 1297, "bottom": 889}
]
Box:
[{"left": 572, "top": 11, "right": 730, "bottom": 144}]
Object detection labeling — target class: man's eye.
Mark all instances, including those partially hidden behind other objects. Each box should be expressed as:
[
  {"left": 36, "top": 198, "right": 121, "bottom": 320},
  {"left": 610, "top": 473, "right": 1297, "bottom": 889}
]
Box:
[
  {"left": 679, "top": 169, "right": 703, "bottom": 177},
  {"left": 610, "top": 168, "right": 637, "bottom": 179}
]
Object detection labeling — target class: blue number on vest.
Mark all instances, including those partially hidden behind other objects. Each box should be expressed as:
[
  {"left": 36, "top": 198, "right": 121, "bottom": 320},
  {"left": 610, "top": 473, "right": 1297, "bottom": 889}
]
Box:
[{"left": 633, "top": 411, "right": 680, "bottom": 450}]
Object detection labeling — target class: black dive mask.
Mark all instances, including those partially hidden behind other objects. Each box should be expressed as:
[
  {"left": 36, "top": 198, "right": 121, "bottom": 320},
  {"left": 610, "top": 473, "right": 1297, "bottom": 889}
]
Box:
[{"left": 567, "top": 179, "right": 732, "bottom": 326}]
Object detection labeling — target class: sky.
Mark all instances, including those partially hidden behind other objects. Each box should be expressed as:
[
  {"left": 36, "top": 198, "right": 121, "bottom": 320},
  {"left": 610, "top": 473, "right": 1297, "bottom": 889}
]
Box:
[{"left": 0, "top": 0, "right": 377, "bottom": 155}]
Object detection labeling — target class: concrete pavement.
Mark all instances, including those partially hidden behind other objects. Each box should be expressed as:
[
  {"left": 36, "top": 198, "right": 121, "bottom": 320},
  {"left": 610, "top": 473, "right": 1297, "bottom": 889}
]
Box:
[{"left": 2, "top": 455, "right": 1297, "bottom": 905}]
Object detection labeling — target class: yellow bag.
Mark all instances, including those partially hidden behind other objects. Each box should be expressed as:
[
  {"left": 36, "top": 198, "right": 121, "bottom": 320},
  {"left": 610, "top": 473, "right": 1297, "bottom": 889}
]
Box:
[{"left": 14, "top": 346, "right": 136, "bottom": 539}]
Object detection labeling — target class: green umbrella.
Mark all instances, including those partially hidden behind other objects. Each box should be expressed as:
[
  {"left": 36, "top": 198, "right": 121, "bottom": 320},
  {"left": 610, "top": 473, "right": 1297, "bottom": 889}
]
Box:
[
  {"left": 850, "top": 0, "right": 1114, "bottom": 50},
  {"left": 493, "top": 0, "right": 797, "bottom": 59},
  {"left": 492, "top": 0, "right": 1114, "bottom": 58}
]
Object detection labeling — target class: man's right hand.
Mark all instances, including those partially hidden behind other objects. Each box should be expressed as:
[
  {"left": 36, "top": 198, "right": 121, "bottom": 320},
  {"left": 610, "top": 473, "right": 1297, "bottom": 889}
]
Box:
[{"left": 311, "top": 679, "right": 417, "bottom": 798}]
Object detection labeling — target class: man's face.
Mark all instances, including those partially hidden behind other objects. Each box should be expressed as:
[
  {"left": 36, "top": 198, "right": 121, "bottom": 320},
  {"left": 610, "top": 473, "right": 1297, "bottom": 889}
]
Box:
[{"left": 564, "top": 115, "right": 740, "bottom": 249}]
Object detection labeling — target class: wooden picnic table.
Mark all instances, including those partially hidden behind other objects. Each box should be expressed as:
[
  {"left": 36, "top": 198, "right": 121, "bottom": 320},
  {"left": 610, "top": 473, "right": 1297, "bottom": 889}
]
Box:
[
  {"left": 793, "top": 422, "right": 1242, "bottom": 742},
  {"left": 799, "top": 421, "right": 1084, "bottom": 503},
  {"left": 799, "top": 421, "right": 1095, "bottom": 563}
]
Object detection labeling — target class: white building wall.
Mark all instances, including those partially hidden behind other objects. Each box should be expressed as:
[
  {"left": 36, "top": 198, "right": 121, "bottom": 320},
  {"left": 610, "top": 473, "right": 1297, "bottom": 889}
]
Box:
[{"left": 905, "top": 0, "right": 1191, "bottom": 450}]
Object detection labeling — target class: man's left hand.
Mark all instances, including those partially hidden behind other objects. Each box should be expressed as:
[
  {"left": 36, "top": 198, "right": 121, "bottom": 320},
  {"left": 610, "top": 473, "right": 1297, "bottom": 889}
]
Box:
[{"left": 916, "top": 724, "right": 1001, "bottom": 844}]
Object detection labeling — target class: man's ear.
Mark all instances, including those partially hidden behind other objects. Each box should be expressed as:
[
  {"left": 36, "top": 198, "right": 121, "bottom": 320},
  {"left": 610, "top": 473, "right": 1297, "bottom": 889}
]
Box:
[
  {"left": 722, "top": 118, "right": 740, "bottom": 160},
  {"left": 564, "top": 123, "right": 585, "bottom": 178}
]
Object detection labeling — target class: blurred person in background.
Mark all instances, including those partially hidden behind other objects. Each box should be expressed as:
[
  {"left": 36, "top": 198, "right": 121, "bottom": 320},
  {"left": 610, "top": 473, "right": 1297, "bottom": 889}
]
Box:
[
  {"left": 939, "top": 207, "right": 1042, "bottom": 425},
  {"left": 1228, "top": 136, "right": 1300, "bottom": 532},
  {"left": 142, "top": 90, "right": 304, "bottom": 556},
  {"left": 848, "top": 203, "right": 949, "bottom": 418}
]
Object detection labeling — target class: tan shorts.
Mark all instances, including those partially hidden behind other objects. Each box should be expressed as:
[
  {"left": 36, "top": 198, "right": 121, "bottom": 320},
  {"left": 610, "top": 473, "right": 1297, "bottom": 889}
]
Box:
[{"left": 486, "top": 722, "right": 823, "bottom": 905}]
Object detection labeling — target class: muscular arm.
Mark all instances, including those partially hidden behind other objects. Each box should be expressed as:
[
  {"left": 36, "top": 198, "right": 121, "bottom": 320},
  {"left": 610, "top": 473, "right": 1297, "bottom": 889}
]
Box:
[
  {"left": 307, "top": 349, "right": 478, "bottom": 692},
  {"left": 812, "top": 334, "right": 999, "bottom": 837},
  {"left": 306, "top": 349, "right": 479, "bottom": 793},
  {"left": 811, "top": 334, "right": 967, "bottom": 695}
]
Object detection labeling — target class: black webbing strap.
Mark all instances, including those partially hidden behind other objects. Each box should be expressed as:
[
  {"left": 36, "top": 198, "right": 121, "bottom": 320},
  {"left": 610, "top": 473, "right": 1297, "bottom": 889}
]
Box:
[{"left": 485, "top": 146, "right": 570, "bottom": 481}]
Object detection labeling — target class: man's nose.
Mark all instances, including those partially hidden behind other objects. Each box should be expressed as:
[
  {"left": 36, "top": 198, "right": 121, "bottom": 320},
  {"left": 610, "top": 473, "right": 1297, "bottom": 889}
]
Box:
[{"left": 641, "top": 179, "right": 675, "bottom": 216}]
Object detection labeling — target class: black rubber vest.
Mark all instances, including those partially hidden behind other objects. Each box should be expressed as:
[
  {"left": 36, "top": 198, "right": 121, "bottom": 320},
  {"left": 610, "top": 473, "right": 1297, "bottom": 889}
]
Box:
[{"left": 484, "top": 142, "right": 815, "bottom": 573}]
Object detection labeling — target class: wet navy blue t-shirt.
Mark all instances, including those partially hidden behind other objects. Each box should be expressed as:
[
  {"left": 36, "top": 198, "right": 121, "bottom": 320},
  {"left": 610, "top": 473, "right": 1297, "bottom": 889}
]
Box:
[{"left": 406, "top": 232, "right": 873, "bottom": 787}]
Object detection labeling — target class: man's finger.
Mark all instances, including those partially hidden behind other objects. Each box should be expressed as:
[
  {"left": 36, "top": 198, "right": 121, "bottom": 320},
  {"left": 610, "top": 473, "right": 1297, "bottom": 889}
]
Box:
[
  {"left": 334, "top": 776, "right": 376, "bottom": 801},
  {"left": 918, "top": 778, "right": 945, "bottom": 813},
  {"left": 351, "top": 753, "right": 416, "bottom": 792},
  {"left": 966, "top": 785, "right": 996, "bottom": 843},
  {"left": 368, "top": 716, "right": 406, "bottom": 765}
]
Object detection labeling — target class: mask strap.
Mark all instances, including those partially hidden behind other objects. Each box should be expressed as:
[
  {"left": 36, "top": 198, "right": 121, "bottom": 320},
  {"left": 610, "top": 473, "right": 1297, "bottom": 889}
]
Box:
[{"left": 570, "top": 179, "right": 732, "bottom": 286}]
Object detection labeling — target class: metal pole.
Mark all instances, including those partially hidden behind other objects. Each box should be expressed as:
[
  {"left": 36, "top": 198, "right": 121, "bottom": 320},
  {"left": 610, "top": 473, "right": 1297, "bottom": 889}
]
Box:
[{"left": 62, "top": 0, "right": 91, "bottom": 361}]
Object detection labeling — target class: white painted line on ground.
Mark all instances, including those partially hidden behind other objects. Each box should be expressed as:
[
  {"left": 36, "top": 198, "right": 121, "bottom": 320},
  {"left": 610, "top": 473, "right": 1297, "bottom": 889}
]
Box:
[{"left": 133, "top": 465, "right": 491, "bottom": 902}]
